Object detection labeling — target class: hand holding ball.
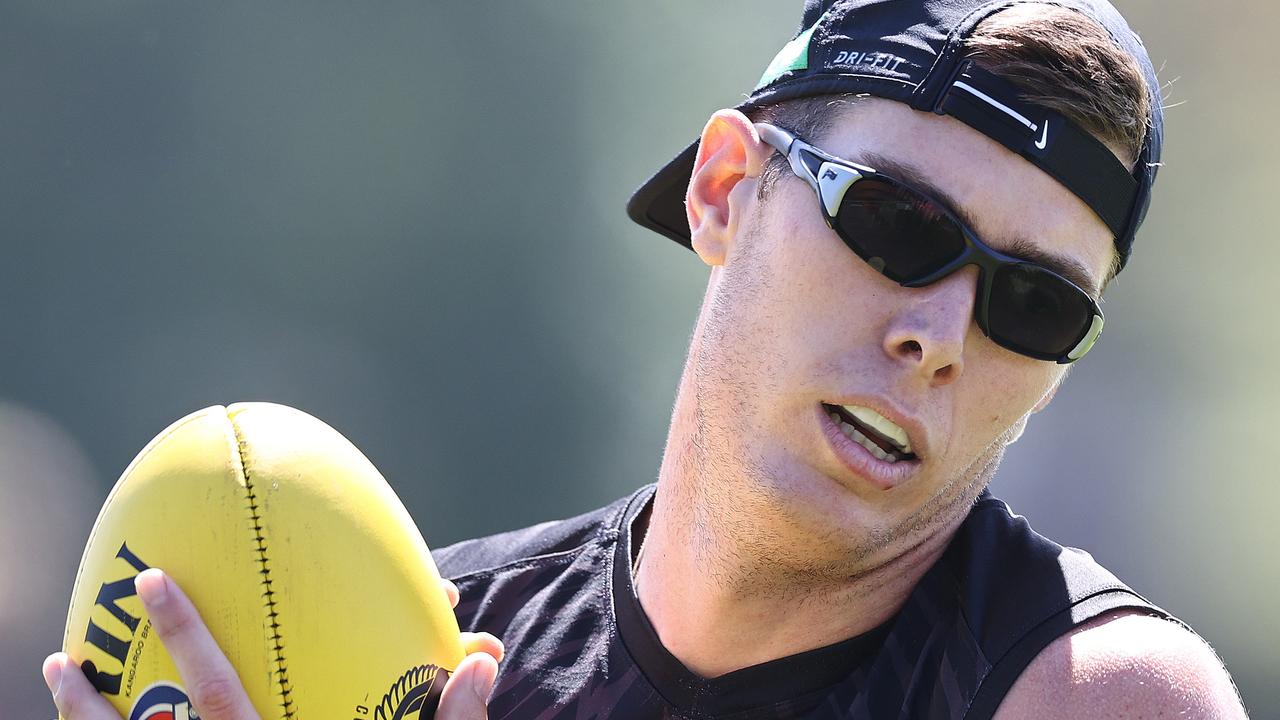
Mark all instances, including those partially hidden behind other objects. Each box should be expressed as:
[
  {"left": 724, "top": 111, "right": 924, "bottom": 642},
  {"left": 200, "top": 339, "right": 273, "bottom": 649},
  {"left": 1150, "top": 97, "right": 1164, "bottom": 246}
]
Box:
[{"left": 60, "top": 403, "right": 467, "bottom": 719}]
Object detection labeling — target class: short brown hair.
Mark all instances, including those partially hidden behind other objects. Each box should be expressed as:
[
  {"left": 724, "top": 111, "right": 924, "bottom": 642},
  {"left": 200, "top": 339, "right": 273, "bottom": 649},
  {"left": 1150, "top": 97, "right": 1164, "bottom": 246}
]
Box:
[{"left": 963, "top": 3, "right": 1150, "bottom": 168}]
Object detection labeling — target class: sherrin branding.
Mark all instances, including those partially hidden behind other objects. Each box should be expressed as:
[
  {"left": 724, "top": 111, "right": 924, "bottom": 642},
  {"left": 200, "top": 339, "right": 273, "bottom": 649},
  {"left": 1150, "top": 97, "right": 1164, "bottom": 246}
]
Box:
[{"left": 62, "top": 403, "right": 465, "bottom": 720}]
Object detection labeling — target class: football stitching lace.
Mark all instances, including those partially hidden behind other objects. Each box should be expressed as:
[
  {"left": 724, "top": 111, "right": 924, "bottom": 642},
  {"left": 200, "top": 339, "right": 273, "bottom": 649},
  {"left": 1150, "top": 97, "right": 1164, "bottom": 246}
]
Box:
[{"left": 232, "top": 421, "right": 296, "bottom": 720}]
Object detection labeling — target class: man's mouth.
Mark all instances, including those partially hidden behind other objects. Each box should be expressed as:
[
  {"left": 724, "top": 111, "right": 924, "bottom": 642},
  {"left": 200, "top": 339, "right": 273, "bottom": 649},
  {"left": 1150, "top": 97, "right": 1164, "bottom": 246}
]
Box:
[{"left": 821, "top": 402, "right": 918, "bottom": 463}]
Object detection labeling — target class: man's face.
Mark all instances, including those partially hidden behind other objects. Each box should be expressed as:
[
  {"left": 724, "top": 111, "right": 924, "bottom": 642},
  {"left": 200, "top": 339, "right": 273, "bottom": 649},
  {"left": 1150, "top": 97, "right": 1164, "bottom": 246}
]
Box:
[{"left": 686, "top": 98, "right": 1116, "bottom": 579}]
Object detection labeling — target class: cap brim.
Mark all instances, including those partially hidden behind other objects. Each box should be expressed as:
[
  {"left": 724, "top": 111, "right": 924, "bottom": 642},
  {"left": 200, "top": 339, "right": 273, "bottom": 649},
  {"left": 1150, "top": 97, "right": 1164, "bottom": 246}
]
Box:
[{"left": 625, "top": 140, "right": 700, "bottom": 250}]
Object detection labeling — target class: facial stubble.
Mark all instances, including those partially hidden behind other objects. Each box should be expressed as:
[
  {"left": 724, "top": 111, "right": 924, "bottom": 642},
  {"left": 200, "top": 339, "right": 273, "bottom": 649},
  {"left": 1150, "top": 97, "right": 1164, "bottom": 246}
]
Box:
[{"left": 680, "top": 215, "right": 1006, "bottom": 603}]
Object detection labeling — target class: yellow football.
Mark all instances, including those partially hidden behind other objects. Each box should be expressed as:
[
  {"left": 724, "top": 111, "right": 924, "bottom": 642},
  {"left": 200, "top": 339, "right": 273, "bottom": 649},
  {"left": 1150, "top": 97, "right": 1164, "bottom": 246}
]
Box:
[{"left": 62, "top": 403, "right": 465, "bottom": 720}]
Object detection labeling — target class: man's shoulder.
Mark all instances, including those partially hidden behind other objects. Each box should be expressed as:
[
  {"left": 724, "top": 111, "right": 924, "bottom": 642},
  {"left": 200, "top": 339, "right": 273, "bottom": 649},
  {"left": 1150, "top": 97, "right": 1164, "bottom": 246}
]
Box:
[
  {"left": 960, "top": 492, "right": 1247, "bottom": 718},
  {"left": 944, "top": 492, "right": 1244, "bottom": 717},
  {"left": 950, "top": 494, "right": 1141, "bottom": 649},
  {"left": 994, "top": 609, "right": 1249, "bottom": 719},
  {"left": 431, "top": 485, "right": 649, "bottom": 580}
]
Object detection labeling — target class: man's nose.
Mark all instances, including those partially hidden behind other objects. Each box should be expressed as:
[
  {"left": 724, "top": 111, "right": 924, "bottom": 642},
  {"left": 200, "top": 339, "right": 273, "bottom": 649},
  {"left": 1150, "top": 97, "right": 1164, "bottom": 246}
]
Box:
[{"left": 881, "top": 266, "right": 979, "bottom": 385}]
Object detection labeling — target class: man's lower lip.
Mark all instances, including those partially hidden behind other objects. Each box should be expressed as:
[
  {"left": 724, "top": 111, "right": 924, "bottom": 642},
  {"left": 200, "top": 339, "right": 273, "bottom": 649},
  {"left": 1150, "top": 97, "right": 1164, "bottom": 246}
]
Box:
[{"left": 817, "top": 404, "right": 920, "bottom": 491}]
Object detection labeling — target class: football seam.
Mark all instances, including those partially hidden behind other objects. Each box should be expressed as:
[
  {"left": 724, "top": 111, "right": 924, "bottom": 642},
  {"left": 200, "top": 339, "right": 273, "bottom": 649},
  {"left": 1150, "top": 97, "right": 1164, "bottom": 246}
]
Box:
[{"left": 231, "top": 419, "right": 297, "bottom": 720}]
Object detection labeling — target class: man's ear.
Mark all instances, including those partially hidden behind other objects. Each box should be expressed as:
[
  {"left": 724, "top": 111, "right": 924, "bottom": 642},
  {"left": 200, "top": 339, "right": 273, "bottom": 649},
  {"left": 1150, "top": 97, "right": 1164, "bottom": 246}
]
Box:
[{"left": 686, "top": 109, "right": 769, "bottom": 266}]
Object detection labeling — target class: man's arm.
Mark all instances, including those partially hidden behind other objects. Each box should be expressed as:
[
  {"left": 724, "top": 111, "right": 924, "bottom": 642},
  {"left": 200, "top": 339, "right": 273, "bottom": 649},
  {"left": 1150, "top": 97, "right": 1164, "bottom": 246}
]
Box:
[{"left": 994, "top": 609, "right": 1248, "bottom": 719}]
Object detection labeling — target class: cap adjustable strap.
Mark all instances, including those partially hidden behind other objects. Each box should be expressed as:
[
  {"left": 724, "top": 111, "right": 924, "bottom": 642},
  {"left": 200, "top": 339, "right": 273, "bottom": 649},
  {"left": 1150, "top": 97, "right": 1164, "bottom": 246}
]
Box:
[{"left": 936, "top": 61, "right": 1137, "bottom": 238}]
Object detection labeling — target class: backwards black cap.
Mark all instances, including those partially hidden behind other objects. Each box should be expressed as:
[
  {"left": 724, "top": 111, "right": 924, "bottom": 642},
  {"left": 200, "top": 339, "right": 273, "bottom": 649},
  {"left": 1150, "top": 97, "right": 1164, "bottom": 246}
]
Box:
[{"left": 626, "top": 0, "right": 1163, "bottom": 273}]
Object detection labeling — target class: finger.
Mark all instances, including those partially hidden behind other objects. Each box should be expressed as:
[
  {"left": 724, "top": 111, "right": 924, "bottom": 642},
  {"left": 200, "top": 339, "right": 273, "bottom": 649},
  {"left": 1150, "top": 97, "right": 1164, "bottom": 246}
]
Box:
[
  {"left": 136, "top": 569, "right": 258, "bottom": 720},
  {"left": 459, "top": 632, "right": 505, "bottom": 663},
  {"left": 436, "top": 652, "right": 498, "bottom": 720},
  {"left": 43, "top": 652, "right": 121, "bottom": 720},
  {"left": 440, "top": 578, "right": 460, "bottom": 609}
]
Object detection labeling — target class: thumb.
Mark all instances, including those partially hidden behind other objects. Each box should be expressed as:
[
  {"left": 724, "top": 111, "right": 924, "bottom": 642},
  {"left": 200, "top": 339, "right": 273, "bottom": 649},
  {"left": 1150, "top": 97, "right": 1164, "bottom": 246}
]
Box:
[{"left": 436, "top": 653, "right": 499, "bottom": 720}]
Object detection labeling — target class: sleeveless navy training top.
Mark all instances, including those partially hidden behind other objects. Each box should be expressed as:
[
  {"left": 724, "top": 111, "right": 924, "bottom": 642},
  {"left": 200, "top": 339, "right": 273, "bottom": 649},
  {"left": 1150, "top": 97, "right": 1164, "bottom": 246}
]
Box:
[{"left": 433, "top": 484, "right": 1176, "bottom": 718}]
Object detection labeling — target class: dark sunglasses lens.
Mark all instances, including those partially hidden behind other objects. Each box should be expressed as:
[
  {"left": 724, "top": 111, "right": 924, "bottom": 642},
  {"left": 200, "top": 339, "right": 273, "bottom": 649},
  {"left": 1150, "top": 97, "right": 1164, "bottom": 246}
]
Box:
[
  {"left": 836, "top": 179, "right": 967, "bottom": 283},
  {"left": 988, "top": 264, "right": 1094, "bottom": 357}
]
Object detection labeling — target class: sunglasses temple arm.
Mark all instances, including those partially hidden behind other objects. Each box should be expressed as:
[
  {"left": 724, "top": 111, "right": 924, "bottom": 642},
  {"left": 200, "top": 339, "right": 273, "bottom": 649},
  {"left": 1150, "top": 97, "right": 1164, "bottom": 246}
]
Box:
[{"left": 755, "top": 123, "right": 824, "bottom": 195}]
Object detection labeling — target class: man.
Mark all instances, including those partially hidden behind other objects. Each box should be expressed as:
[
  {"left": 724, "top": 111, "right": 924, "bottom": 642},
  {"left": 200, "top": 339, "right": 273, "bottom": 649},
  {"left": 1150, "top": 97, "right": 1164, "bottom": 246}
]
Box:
[{"left": 44, "top": 0, "right": 1248, "bottom": 718}]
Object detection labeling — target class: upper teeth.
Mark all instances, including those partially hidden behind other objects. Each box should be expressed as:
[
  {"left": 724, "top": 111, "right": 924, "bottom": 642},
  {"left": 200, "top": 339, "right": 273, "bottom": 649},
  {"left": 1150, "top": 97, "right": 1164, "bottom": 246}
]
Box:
[
  {"left": 840, "top": 405, "right": 913, "bottom": 455},
  {"left": 832, "top": 413, "right": 901, "bottom": 462}
]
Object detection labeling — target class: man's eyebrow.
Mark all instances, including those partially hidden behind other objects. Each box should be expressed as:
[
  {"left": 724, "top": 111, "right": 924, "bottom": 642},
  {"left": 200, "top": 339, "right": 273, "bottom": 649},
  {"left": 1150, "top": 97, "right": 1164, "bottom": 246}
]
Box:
[{"left": 855, "top": 151, "right": 1102, "bottom": 298}]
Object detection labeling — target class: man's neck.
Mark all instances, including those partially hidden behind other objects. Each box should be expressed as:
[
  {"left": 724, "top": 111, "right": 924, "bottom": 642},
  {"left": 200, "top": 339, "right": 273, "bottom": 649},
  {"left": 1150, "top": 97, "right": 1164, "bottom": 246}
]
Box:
[
  {"left": 632, "top": 374, "right": 968, "bottom": 679},
  {"left": 633, "top": 482, "right": 957, "bottom": 678}
]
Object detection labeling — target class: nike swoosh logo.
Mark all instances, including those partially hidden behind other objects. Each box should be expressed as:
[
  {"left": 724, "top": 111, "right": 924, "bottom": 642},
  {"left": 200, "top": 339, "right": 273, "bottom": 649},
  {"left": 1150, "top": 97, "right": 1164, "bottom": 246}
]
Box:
[{"left": 1034, "top": 122, "right": 1049, "bottom": 150}]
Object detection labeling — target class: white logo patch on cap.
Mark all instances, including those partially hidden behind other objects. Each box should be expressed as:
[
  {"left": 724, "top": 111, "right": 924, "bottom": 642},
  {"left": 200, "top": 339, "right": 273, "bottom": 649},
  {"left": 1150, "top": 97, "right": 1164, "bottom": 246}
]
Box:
[{"left": 832, "top": 49, "right": 908, "bottom": 73}]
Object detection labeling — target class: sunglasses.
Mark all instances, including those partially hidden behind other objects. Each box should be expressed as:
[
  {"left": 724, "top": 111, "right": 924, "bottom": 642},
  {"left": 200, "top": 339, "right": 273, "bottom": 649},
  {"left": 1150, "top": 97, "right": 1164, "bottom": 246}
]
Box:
[{"left": 755, "top": 122, "right": 1104, "bottom": 364}]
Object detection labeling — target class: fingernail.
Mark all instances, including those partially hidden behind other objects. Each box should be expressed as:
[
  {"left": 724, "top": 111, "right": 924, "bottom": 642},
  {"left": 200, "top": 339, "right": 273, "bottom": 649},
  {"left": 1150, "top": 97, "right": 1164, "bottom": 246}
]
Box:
[
  {"left": 42, "top": 654, "right": 64, "bottom": 699},
  {"left": 136, "top": 568, "right": 169, "bottom": 607}
]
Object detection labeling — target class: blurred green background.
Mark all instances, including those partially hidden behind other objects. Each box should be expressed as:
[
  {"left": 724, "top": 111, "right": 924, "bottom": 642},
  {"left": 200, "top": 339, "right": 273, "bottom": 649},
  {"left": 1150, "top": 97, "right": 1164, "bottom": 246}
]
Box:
[{"left": 2, "top": 1, "right": 1274, "bottom": 716}]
